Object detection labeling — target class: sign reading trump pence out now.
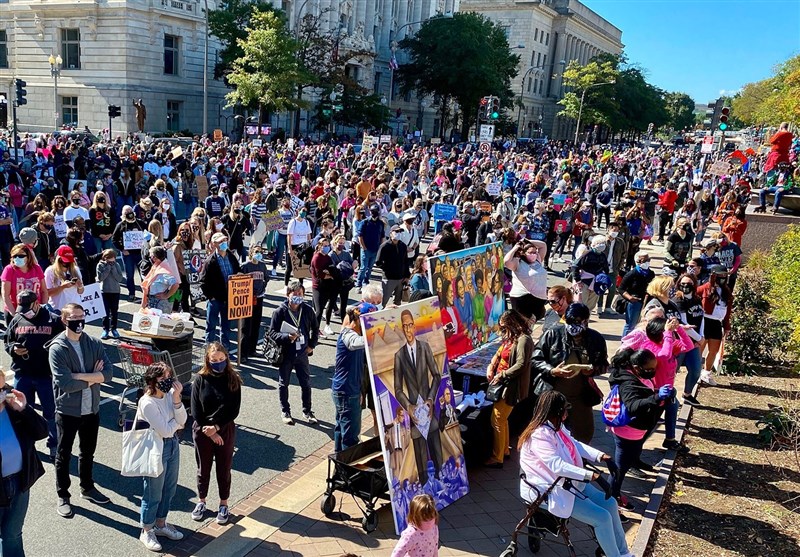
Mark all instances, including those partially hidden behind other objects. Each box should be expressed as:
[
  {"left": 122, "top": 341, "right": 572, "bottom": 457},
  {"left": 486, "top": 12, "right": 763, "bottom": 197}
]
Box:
[{"left": 227, "top": 275, "right": 254, "bottom": 320}]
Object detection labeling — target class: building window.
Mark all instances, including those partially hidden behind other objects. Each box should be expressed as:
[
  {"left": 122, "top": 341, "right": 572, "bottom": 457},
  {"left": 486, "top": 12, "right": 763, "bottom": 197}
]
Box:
[
  {"left": 0, "top": 30, "right": 7, "bottom": 69},
  {"left": 527, "top": 77, "right": 532, "bottom": 93},
  {"left": 537, "top": 52, "right": 542, "bottom": 66},
  {"left": 62, "top": 96, "right": 78, "bottom": 126},
  {"left": 545, "top": 32, "right": 550, "bottom": 46},
  {"left": 543, "top": 54, "right": 547, "bottom": 67},
  {"left": 61, "top": 29, "right": 81, "bottom": 69},
  {"left": 530, "top": 51, "right": 535, "bottom": 66},
  {"left": 164, "top": 35, "right": 179, "bottom": 75},
  {"left": 534, "top": 28, "right": 538, "bottom": 42},
  {"left": 538, "top": 79, "right": 544, "bottom": 95},
  {"left": 167, "top": 101, "right": 181, "bottom": 131},
  {"left": 374, "top": 72, "right": 382, "bottom": 94},
  {"left": 404, "top": 90, "right": 411, "bottom": 102}
]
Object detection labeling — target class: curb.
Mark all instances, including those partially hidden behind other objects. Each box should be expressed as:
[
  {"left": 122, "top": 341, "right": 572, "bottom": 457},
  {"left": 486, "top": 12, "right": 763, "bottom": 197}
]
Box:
[{"left": 630, "top": 399, "right": 694, "bottom": 557}]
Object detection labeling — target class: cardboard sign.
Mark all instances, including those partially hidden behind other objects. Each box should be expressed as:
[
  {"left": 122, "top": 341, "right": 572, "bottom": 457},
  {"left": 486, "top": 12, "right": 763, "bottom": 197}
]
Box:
[
  {"left": 63, "top": 283, "right": 106, "bottom": 323},
  {"left": 213, "top": 129, "right": 223, "bottom": 141},
  {"left": 132, "top": 312, "right": 193, "bottom": 338},
  {"left": 170, "top": 146, "right": 183, "bottom": 159},
  {"left": 430, "top": 137, "right": 441, "bottom": 145},
  {"left": 709, "top": 160, "right": 731, "bottom": 176},
  {"left": 362, "top": 135, "right": 374, "bottom": 151},
  {"left": 261, "top": 210, "right": 285, "bottom": 232},
  {"left": 195, "top": 176, "right": 209, "bottom": 200},
  {"left": 228, "top": 275, "right": 254, "bottom": 320},
  {"left": 182, "top": 249, "right": 207, "bottom": 302},
  {"left": 123, "top": 230, "right": 145, "bottom": 250}
]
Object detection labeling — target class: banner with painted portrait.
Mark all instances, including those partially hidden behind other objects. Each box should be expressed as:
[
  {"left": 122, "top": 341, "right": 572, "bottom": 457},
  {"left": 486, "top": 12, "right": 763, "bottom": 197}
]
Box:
[
  {"left": 362, "top": 298, "right": 469, "bottom": 535},
  {"left": 427, "top": 242, "right": 506, "bottom": 360}
]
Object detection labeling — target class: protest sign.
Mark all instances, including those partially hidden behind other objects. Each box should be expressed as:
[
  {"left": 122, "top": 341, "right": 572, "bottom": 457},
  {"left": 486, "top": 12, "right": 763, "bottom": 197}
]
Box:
[
  {"left": 123, "top": 230, "right": 144, "bottom": 250},
  {"left": 228, "top": 275, "right": 254, "bottom": 320}
]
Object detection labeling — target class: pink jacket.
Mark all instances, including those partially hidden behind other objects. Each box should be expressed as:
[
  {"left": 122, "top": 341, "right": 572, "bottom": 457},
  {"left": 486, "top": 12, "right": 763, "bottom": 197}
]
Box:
[{"left": 620, "top": 327, "right": 693, "bottom": 388}]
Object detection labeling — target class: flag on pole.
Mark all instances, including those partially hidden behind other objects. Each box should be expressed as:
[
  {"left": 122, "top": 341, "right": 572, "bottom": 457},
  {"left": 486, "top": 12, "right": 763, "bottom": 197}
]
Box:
[{"left": 389, "top": 55, "right": 399, "bottom": 71}]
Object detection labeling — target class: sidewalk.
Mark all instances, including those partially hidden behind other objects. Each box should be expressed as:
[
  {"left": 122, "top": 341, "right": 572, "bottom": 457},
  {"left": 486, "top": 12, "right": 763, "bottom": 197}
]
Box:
[{"left": 166, "top": 242, "right": 685, "bottom": 557}]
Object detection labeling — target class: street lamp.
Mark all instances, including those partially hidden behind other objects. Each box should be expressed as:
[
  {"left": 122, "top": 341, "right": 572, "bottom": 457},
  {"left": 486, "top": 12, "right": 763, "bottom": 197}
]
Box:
[
  {"left": 574, "top": 79, "right": 615, "bottom": 145},
  {"left": 48, "top": 53, "right": 63, "bottom": 130},
  {"left": 517, "top": 59, "right": 565, "bottom": 136},
  {"left": 202, "top": 0, "right": 209, "bottom": 135}
]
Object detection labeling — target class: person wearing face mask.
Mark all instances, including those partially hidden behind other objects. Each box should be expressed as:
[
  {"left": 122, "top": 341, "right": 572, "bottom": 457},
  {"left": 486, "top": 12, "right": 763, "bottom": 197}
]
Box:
[
  {"left": 240, "top": 245, "right": 269, "bottom": 360},
  {"left": 267, "top": 282, "right": 320, "bottom": 425},
  {"left": 354, "top": 203, "right": 385, "bottom": 290},
  {"left": 285, "top": 206, "right": 313, "bottom": 286},
  {"left": 607, "top": 348, "right": 668, "bottom": 512},
  {"left": 95, "top": 248, "right": 124, "bottom": 339},
  {"left": 310, "top": 238, "right": 338, "bottom": 337},
  {"left": 376, "top": 225, "right": 410, "bottom": 307},
  {"left": 531, "top": 303, "right": 609, "bottom": 443},
  {"left": 88, "top": 191, "right": 117, "bottom": 253},
  {"left": 113, "top": 205, "right": 147, "bottom": 302},
  {"left": 697, "top": 266, "right": 734, "bottom": 387},
  {"left": 135, "top": 362, "right": 186, "bottom": 552},
  {"left": 63, "top": 191, "right": 90, "bottom": 228},
  {"left": 170, "top": 223, "right": 194, "bottom": 313},
  {"left": 504, "top": 239, "right": 548, "bottom": 321},
  {"left": 1, "top": 244, "right": 48, "bottom": 325},
  {"left": 200, "top": 233, "right": 242, "bottom": 352},
  {"left": 153, "top": 197, "right": 177, "bottom": 242},
  {"left": 671, "top": 273, "right": 704, "bottom": 406},
  {"left": 48, "top": 303, "right": 113, "bottom": 518},
  {"left": 32, "top": 213, "right": 57, "bottom": 270},
  {"left": 4, "top": 289, "right": 65, "bottom": 459},
  {"left": 571, "top": 202, "right": 594, "bottom": 258},
  {"left": 190, "top": 343, "right": 242, "bottom": 526},
  {"left": 222, "top": 200, "right": 252, "bottom": 262},
  {"left": 141, "top": 246, "right": 179, "bottom": 314},
  {"left": 663, "top": 217, "right": 693, "bottom": 272},
  {"left": 597, "top": 223, "right": 628, "bottom": 315},
  {"left": 618, "top": 252, "right": 655, "bottom": 336},
  {"left": 711, "top": 232, "right": 742, "bottom": 289},
  {"left": 203, "top": 187, "right": 226, "bottom": 220},
  {"left": 570, "top": 235, "right": 611, "bottom": 314},
  {"left": 328, "top": 233, "right": 356, "bottom": 323}
]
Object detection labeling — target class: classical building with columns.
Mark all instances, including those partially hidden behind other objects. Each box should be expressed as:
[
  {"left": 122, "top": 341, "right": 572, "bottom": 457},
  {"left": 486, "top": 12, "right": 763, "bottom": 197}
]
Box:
[{"left": 459, "top": 0, "right": 623, "bottom": 140}]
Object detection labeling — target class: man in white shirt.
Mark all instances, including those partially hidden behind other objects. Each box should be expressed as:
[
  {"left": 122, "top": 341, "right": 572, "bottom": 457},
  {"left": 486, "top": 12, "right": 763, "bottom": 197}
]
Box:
[{"left": 395, "top": 211, "right": 419, "bottom": 265}]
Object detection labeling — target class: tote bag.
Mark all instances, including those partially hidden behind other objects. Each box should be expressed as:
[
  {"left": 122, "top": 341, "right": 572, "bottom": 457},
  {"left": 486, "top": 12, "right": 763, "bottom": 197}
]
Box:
[{"left": 121, "top": 412, "right": 164, "bottom": 478}]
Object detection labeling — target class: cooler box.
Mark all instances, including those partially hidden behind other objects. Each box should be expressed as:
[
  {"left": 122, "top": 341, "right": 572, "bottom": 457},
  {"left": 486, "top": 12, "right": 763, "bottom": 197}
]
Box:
[{"left": 131, "top": 312, "right": 194, "bottom": 338}]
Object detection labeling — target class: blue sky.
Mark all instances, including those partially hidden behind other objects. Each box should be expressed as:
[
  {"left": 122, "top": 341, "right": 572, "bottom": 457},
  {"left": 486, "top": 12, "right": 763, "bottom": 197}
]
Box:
[{"left": 581, "top": 0, "right": 800, "bottom": 103}]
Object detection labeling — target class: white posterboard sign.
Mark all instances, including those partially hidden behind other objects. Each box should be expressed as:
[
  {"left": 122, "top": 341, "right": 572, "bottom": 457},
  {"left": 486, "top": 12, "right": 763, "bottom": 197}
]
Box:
[
  {"left": 486, "top": 182, "right": 502, "bottom": 196},
  {"left": 701, "top": 136, "right": 714, "bottom": 154},
  {"left": 63, "top": 283, "right": 106, "bottom": 323},
  {"left": 251, "top": 139, "right": 263, "bottom": 147},
  {"left": 123, "top": 230, "right": 145, "bottom": 250},
  {"left": 380, "top": 134, "right": 391, "bottom": 144},
  {"left": 53, "top": 214, "right": 67, "bottom": 239}
]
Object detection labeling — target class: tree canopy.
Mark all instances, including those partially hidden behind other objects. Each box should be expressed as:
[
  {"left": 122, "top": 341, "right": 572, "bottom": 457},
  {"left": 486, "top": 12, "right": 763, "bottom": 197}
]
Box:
[
  {"left": 664, "top": 92, "right": 696, "bottom": 131},
  {"left": 208, "top": 0, "right": 277, "bottom": 80},
  {"left": 732, "top": 54, "right": 800, "bottom": 126},
  {"left": 396, "top": 12, "right": 520, "bottom": 137}
]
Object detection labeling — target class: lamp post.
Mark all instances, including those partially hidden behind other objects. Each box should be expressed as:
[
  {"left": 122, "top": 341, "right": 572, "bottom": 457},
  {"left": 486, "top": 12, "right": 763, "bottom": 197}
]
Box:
[
  {"left": 517, "top": 59, "right": 565, "bottom": 137},
  {"left": 48, "top": 53, "right": 62, "bottom": 130},
  {"left": 202, "top": 0, "right": 209, "bottom": 136},
  {"left": 574, "top": 80, "right": 615, "bottom": 145}
]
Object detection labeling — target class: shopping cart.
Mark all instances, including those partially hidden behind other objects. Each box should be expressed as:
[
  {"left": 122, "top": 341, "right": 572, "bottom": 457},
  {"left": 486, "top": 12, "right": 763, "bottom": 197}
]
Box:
[{"left": 115, "top": 339, "right": 204, "bottom": 427}]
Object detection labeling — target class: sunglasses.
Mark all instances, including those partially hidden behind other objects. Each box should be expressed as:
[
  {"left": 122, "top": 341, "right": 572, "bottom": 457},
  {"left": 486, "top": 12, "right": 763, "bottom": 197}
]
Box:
[{"left": 547, "top": 297, "right": 563, "bottom": 305}]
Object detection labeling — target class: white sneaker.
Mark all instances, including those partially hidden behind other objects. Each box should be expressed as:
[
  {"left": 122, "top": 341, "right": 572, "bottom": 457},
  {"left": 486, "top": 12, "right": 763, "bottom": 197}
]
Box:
[
  {"left": 699, "top": 371, "right": 718, "bottom": 386},
  {"left": 323, "top": 324, "right": 334, "bottom": 336},
  {"left": 139, "top": 529, "right": 162, "bottom": 552},
  {"left": 153, "top": 523, "right": 184, "bottom": 540}
]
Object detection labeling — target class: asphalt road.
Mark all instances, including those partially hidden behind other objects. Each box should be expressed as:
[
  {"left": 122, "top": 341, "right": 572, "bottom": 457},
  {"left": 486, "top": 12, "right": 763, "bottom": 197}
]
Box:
[{"left": 11, "top": 269, "right": 354, "bottom": 557}]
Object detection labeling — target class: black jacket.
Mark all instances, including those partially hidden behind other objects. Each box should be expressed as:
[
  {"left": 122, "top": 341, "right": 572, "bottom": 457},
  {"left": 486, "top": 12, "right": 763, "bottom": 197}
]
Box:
[
  {"left": 571, "top": 249, "right": 610, "bottom": 283},
  {"left": 199, "top": 252, "right": 241, "bottom": 303},
  {"left": 222, "top": 212, "right": 253, "bottom": 252},
  {"left": 531, "top": 323, "right": 609, "bottom": 380},
  {"left": 0, "top": 405, "right": 48, "bottom": 507},
  {"left": 376, "top": 239, "right": 409, "bottom": 280},
  {"left": 268, "top": 301, "right": 319, "bottom": 358},
  {"left": 191, "top": 372, "right": 242, "bottom": 428},
  {"left": 618, "top": 268, "right": 655, "bottom": 301},
  {"left": 608, "top": 366, "right": 664, "bottom": 431},
  {"left": 4, "top": 307, "right": 64, "bottom": 378}
]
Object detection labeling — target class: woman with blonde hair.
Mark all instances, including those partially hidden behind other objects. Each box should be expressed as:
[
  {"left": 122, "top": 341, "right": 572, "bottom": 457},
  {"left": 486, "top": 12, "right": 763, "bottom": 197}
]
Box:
[
  {"left": 643, "top": 274, "right": 682, "bottom": 322},
  {"left": 89, "top": 190, "right": 117, "bottom": 252},
  {"left": 44, "top": 244, "right": 85, "bottom": 311}
]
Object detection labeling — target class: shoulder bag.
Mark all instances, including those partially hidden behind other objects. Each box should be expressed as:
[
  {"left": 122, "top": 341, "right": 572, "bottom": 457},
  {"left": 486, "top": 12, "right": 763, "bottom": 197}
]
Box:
[{"left": 121, "top": 411, "right": 163, "bottom": 478}]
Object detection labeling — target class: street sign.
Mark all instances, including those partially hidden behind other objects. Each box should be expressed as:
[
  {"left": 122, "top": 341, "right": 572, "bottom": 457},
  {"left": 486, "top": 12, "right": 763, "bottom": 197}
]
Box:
[
  {"left": 479, "top": 124, "right": 495, "bottom": 143},
  {"left": 479, "top": 142, "right": 491, "bottom": 154},
  {"left": 701, "top": 136, "right": 714, "bottom": 154}
]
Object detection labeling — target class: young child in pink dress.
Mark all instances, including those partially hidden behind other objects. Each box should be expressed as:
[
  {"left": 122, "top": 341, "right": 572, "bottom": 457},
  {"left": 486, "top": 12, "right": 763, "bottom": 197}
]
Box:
[{"left": 391, "top": 494, "right": 439, "bottom": 557}]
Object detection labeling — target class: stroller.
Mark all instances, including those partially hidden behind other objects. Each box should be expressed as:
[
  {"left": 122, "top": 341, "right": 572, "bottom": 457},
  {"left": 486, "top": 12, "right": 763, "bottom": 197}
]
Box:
[{"left": 500, "top": 462, "right": 614, "bottom": 557}]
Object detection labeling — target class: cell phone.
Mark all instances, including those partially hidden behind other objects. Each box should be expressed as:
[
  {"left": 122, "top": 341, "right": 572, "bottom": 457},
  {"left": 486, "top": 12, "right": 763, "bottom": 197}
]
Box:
[{"left": 2, "top": 385, "right": 15, "bottom": 401}]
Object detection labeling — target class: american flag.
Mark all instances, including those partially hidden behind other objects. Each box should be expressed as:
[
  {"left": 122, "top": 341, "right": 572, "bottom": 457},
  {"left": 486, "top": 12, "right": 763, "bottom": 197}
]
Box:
[{"left": 389, "top": 55, "right": 399, "bottom": 71}]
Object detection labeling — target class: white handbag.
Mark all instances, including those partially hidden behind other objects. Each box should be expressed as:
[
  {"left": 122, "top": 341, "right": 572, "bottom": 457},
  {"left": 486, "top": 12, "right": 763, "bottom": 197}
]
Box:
[{"left": 121, "top": 411, "right": 164, "bottom": 478}]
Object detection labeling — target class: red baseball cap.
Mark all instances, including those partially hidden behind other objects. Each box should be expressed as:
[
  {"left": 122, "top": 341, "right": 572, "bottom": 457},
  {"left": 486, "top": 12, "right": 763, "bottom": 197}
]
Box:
[{"left": 56, "top": 245, "right": 75, "bottom": 263}]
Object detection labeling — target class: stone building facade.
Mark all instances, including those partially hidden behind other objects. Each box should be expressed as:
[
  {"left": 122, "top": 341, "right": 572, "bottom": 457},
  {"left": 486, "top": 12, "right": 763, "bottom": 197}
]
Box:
[
  {"left": 0, "top": 0, "right": 230, "bottom": 135},
  {"left": 459, "top": 0, "right": 623, "bottom": 140}
]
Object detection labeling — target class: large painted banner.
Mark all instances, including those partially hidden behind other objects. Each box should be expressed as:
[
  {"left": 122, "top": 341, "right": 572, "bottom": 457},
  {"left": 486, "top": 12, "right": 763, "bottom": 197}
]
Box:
[
  {"left": 427, "top": 242, "right": 506, "bottom": 360},
  {"left": 362, "top": 298, "right": 469, "bottom": 534}
]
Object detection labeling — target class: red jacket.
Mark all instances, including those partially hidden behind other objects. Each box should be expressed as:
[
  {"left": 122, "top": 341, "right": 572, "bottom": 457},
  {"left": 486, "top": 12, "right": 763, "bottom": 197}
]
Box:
[
  {"left": 657, "top": 190, "right": 678, "bottom": 214},
  {"left": 697, "top": 281, "right": 733, "bottom": 331}
]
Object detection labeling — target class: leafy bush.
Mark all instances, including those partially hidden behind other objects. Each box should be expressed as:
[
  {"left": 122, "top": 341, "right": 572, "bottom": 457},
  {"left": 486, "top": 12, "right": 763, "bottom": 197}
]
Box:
[
  {"left": 757, "top": 390, "right": 800, "bottom": 451},
  {"left": 767, "top": 225, "right": 800, "bottom": 358},
  {"left": 722, "top": 252, "right": 791, "bottom": 375}
]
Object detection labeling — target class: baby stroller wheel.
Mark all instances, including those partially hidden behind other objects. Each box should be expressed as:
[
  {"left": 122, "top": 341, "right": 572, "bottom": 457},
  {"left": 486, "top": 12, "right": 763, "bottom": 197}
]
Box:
[
  {"left": 499, "top": 541, "right": 517, "bottom": 557},
  {"left": 362, "top": 512, "right": 378, "bottom": 533},
  {"left": 320, "top": 493, "right": 336, "bottom": 516},
  {"left": 526, "top": 515, "right": 542, "bottom": 553}
]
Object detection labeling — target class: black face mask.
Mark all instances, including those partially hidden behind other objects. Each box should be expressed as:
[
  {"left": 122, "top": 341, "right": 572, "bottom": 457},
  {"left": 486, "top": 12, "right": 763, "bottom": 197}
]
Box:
[
  {"left": 66, "top": 319, "right": 85, "bottom": 334},
  {"left": 679, "top": 285, "right": 694, "bottom": 295},
  {"left": 637, "top": 367, "right": 657, "bottom": 380}
]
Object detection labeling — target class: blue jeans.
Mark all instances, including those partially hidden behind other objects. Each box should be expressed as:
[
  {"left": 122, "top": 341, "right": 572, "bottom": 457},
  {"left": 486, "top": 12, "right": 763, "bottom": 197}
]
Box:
[
  {"left": 612, "top": 434, "right": 646, "bottom": 499},
  {"left": 93, "top": 237, "right": 114, "bottom": 254},
  {"left": 15, "top": 375, "right": 56, "bottom": 448},
  {"left": 272, "top": 233, "right": 287, "bottom": 270},
  {"left": 570, "top": 483, "right": 629, "bottom": 557},
  {"left": 141, "top": 436, "right": 180, "bottom": 528},
  {"left": 622, "top": 300, "right": 643, "bottom": 337},
  {"left": 677, "top": 347, "right": 702, "bottom": 394},
  {"left": 0, "top": 475, "right": 30, "bottom": 557},
  {"left": 122, "top": 251, "right": 142, "bottom": 297},
  {"left": 205, "top": 299, "right": 231, "bottom": 350},
  {"left": 356, "top": 249, "right": 377, "bottom": 288},
  {"left": 759, "top": 186, "right": 795, "bottom": 209},
  {"left": 332, "top": 392, "right": 361, "bottom": 452}
]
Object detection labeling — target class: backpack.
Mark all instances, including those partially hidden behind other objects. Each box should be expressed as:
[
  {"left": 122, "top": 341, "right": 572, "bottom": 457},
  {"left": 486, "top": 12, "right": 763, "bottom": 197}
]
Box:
[
  {"left": 593, "top": 273, "right": 612, "bottom": 295},
  {"left": 601, "top": 385, "right": 632, "bottom": 427}
]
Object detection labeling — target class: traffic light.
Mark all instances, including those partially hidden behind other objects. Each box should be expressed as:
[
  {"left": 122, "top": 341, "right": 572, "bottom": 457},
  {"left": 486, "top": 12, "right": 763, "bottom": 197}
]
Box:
[
  {"left": 108, "top": 105, "right": 121, "bottom": 118},
  {"left": 490, "top": 97, "right": 500, "bottom": 120},
  {"left": 719, "top": 107, "right": 730, "bottom": 131},
  {"left": 15, "top": 79, "right": 27, "bottom": 106},
  {"left": 647, "top": 123, "right": 654, "bottom": 136}
]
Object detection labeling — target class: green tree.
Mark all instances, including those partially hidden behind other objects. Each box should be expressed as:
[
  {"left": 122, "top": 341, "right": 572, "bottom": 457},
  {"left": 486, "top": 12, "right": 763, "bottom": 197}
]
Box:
[
  {"left": 557, "top": 58, "right": 618, "bottom": 130},
  {"left": 396, "top": 12, "right": 520, "bottom": 138},
  {"left": 664, "top": 92, "right": 696, "bottom": 131},
  {"left": 208, "top": 0, "right": 278, "bottom": 80},
  {"left": 731, "top": 80, "right": 771, "bottom": 126},
  {"left": 225, "top": 11, "right": 310, "bottom": 115}
]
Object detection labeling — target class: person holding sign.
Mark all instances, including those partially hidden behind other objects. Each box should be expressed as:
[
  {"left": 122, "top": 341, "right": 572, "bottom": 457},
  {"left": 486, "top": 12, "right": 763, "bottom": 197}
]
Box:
[
  {"left": 113, "top": 206, "right": 147, "bottom": 301},
  {"left": 240, "top": 245, "right": 269, "bottom": 359},
  {"left": 200, "top": 233, "right": 241, "bottom": 352},
  {"left": 141, "top": 246, "right": 179, "bottom": 314}
]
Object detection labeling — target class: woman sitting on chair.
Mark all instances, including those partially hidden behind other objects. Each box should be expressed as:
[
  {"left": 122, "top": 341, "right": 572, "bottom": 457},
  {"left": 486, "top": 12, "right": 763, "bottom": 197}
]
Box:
[{"left": 518, "top": 391, "right": 635, "bottom": 557}]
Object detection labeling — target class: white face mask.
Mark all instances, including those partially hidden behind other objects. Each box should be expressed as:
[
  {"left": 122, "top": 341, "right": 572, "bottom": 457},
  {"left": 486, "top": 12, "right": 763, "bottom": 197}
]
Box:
[
  {"left": 609, "top": 231, "right": 619, "bottom": 238},
  {"left": 639, "top": 261, "right": 650, "bottom": 270}
]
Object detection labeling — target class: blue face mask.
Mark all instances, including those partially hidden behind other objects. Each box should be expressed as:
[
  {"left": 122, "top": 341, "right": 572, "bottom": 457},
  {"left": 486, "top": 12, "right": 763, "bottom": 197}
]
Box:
[
  {"left": 322, "top": 246, "right": 331, "bottom": 255},
  {"left": 253, "top": 253, "right": 263, "bottom": 262},
  {"left": 218, "top": 242, "right": 228, "bottom": 252},
  {"left": 143, "top": 231, "right": 153, "bottom": 241},
  {"left": 290, "top": 295, "right": 304, "bottom": 306},
  {"left": 12, "top": 256, "right": 27, "bottom": 268},
  {"left": 210, "top": 360, "right": 227, "bottom": 374}
]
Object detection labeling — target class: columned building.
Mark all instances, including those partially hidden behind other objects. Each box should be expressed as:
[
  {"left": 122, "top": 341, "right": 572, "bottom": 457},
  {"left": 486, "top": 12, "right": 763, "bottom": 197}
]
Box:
[
  {"left": 458, "top": 0, "right": 622, "bottom": 140},
  {"left": 0, "top": 0, "right": 230, "bottom": 135}
]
